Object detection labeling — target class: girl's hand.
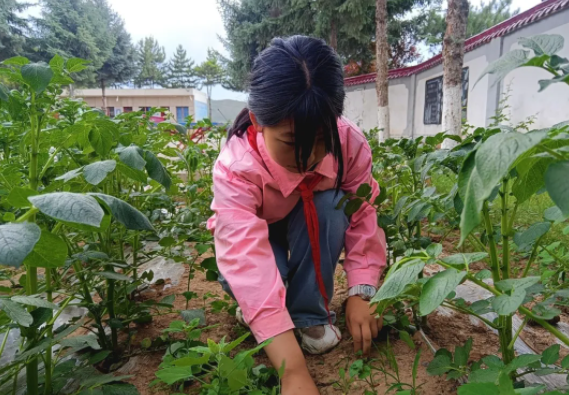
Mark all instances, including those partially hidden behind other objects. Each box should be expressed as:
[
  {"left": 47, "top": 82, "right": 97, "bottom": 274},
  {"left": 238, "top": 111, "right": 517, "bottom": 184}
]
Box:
[
  {"left": 346, "top": 296, "right": 383, "bottom": 356},
  {"left": 264, "top": 330, "right": 319, "bottom": 395}
]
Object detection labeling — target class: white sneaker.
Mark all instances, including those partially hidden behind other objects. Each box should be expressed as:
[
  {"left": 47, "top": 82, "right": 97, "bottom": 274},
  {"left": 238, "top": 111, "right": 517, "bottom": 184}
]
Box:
[
  {"left": 296, "top": 324, "right": 341, "bottom": 355},
  {"left": 235, "top": 306, "right": 249, "bottom": 327}
]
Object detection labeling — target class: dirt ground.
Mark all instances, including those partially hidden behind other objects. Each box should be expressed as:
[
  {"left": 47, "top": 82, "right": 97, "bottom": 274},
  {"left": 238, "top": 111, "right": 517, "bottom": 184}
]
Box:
[{"left": 118, "top": 261, "right": 504, "bottom": 395}]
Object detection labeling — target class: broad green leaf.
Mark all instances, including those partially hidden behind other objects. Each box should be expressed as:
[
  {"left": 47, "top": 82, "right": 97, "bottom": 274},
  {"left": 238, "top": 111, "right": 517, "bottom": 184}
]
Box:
[
  {"left": 89, "top": 193, "right": 154, "bottom": 231},
  {"left": 495, "top": 276, "right": 539, "bottom": 292},
  {"left": 180, "top": 309, "right": 206, "bottom": 325},
  {"left": 116, "top": 162, "right": 147, "bottom": 183},
  {"left": 21, "top": 63, "right": 53, "bottom": 93},
  {"left": 83, "top": 160, "right": 116, "bottom": 185},
  {"left": 345, "top": 198, "right": 364, "bottom": 215},
  {"left": 561, "top": 354, "right": 569, "bottom": 368},
  {"left": 49, "top": 54, "right": 65, "bottom": 72},
  {"left": 60, "top": 335, "right": 100, "bottom": 351},
  {"left": 426, "top": 243, "right": 443, "bottom": 258},
  {"left": 460, "top": 153, "right": 484, "bottom": 243},
  {"left": 461, "top": 379, "right": 506, "bottom": 395},
  {"left": 475, "top": 49, "right": 529, "bottom": 86},
  {"left": 512, "top": 157, "right": 553, "bottom": 204},
  {"left": 454, "top": 337, "right": 473, "bottom": 367},
  {"left": 372, "top": 259, "right": 425, "bottom": 302},
  {"left": 475, "top": 131, "right": 547, "bottom": 202},
  {"left": 538, "top": 75, "right": 569, "bottom": 92},
  {"left": 427, "top": 354, "right": 452, "bottom": 375},
  {"left": 519, "top": 34, "right": 564, "bottom": 56},
  {"left": 504, "top": 354, "right": 543, "bottom": 373},
  {"left": 399, "top": 330, "right": 415, "bottom": 349},
  {"left": 0, "top": 84, "right": 8, "bottom": 101},
  {"left": 541, "top": 344, "right": 560, "bottom": 364},
  {"left": 155, "top": 366, "right": 193, "bottom": 385},
  {"left": 144, "top": 151, "right": 171, "bottom": 189},
  {"left": 2, "top": 56, "right": 29, "bottom": 66},
  {"left": 11, "top": 296, "right": 58, "bottom": 310},
  {"left": 118, "top": 145, "right": 146, "bottom": 170},
  {"left": 545, "top": 161, "right": 569, "bottom": 216},
  {"left": 200, "top": 257, "right": 217, "bottom": 271},
  {"left": 29, "top": 192, "right": 104, "bottom": 228},
  {"left": 89, "top": 124, "right": 114, "bottom": 156},
  {"left": 0, "top": 299, "right": 33, "bottom": 326},
  {"left": 407, "top": 201, "right": 431, "bottom": 222},
  {"left": 491, "top": 288, "right": 526, "bottom": 315},
  {"left": 55, "top": 167, "right": 83, "bottom": 183},
  {"left": 0, "top": 222, "right": 41, "bottom": 268},
  {"left": 7, "top": 187, "right": 38, "bottom": 208},
  {"left": 513, "top": 223, "right": 550, "bottom": 251},
  {"left": 67, "top": 58, "right": 90, "bottom": 73},
  {"left": 227, "top": 368, "right": 248, "bottom": 391},
  {"left": 442, "top": 252, "right": 488, "bottom": 267},
  {"left": 23, "top": 230, "right": 67, "bottom": 268},
  {"left": 498, "top": 372, "right": 516, "bottom": 395},
  {"left": 544, "top": 206, "right": 567, "bottom": 223},
  {"left": 482, "top": 355, "right": 504, "bottom": 369},
  {"left": 172, "top": 354, "right": 209, "bottom": 367},
  {"left": 514, "top": 386, "right": 546, "bottom": 395},
  {"left": 469, "top": 368, "right": 500, "bottom": 383},
  {"left": 101, "top": 383, "right": 139, "bottom": 395},
  {"left": 420, "top": 269, "right": 466, "bottom": 315},
  {"left": 356, "top": 184, "right": 372, "bottom": 197}
]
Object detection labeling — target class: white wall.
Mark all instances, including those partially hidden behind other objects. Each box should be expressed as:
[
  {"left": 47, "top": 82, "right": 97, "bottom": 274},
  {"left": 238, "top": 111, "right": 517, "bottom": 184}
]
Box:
[
  {"left": 344, "top": 82, "right": 408, "bottom": 135},
  {"left": 413, "top": 54, "right": 489, "bottom": 137},
  {"left": 503, "top": 23, "right": 569, "bottom": 129}
]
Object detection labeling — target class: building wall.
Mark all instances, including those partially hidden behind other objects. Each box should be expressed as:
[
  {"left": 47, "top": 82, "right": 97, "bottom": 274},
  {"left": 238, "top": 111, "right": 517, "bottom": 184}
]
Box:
[
  {"left": 502, "top": 13, "right": 569, "bottom": 129},
  {"left": 344, "top": 7, "right": 569, "bottom": 136}
]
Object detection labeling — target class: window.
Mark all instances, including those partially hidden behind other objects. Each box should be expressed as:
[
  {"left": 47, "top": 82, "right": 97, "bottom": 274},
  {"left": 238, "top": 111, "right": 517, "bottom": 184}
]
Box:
[
  {"left": 107, "top": 107, "right": 115, "bottom": 118},
  {"left": 139, "top": 106, "right": 151, "bottom": 112},
  {"left": 423, "top": 67, "right": 469, "bottom": 125},
  {"left": 176, "top": 106, "right": 189, "bottom": 122},
  {"left": 123, "top": 107, "right": 133, "bottom": 113},
  {"left": 424, "top": 76, "right": 443, "bottom": 125}
]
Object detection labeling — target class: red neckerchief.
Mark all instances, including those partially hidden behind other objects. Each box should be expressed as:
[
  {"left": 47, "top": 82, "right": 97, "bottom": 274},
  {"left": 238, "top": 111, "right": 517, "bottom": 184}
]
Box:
[{"left": 247, "top": 126, "right": 334, "bottom": 330}]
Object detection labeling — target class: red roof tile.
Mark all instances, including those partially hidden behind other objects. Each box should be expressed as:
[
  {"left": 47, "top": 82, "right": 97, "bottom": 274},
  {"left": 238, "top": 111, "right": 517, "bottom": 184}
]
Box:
[{"left": 344, "top": 0, "right": 569, "bottom": 87}]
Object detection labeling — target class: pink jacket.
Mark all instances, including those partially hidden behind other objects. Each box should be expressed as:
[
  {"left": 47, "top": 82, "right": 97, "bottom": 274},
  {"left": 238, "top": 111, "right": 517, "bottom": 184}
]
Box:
[{"left": 207, "top": 117, "right": 387, "bottom": 342}]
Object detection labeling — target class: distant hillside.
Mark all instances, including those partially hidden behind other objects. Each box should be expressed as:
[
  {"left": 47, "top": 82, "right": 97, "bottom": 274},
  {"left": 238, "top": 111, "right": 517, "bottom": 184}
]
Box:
[{"left": 210, "top": 99, "right": 247, "bottom": 124}]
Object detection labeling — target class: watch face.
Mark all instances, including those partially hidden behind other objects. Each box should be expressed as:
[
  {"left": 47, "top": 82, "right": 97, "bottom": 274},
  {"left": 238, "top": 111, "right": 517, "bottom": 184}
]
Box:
[{"left": 362, "top": 285, "right": 375, "bottom": 296}]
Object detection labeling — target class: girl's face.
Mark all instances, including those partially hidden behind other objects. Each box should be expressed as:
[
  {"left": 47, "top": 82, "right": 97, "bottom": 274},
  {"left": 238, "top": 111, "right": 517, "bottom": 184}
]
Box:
[{"left": 251, "top": 114, "right": 326, "bottom": 173}]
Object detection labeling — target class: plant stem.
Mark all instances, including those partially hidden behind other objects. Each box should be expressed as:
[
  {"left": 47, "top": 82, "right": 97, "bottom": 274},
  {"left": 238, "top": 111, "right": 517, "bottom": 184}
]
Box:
[
  {"left": 521, "top": 235, "right": 545, "bottom": 278},
  {"left": 0, "top": 327, "right": 10, "bottom": 359},
  {"left": 483, "top": 202, "right": 501, "bottom": 283},
  {"left": 105, "top": 264, "right": 119, "bottom": 354},
  {"left": 442, "top": 302, "right": 498, "bottom": 329},
  {"left": 38, "top": 147, "right": 60, "bottom": 181},
  {"left": 25, "top": 91, "right": 39, "bottom": 395},
  {"left": 499, "top": 178, "right": 514, "bottom": 366},
  {"left": 508, "top": 316, "right": 528, "bottom": 350},
  {"left": 539, "top": 144, "right": 565, "bottom": 160},
  {"left": 43, "top": 269, "right": 53, "bottom": 395}
]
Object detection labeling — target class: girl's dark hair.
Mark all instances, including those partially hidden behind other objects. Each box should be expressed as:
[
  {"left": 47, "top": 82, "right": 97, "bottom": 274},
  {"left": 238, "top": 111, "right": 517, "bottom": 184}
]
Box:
[{"left": 228, "top": 35, "right": 345, "bottom": 188}]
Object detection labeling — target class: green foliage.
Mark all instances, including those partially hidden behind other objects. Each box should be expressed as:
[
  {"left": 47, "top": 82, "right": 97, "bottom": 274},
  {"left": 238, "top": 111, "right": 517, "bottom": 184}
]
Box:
[
  {"left": 163, "top": 44, "right": 198, "bottom": 88},
  {"left": 0, "top": 0, "right": 31, "bottom": 61},
  {"left": 194, "top": 49, "right": 225, "bottom": 119},
  {"left": 134, "top": 36, "right": 166, "bottom": 88}
]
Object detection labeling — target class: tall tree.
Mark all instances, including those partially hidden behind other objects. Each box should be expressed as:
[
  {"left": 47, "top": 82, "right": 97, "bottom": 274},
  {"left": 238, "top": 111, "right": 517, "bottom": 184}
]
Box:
[
  {"left": 36, "top": 0, "right": 116, "bottom": 86},
  {"left": 217, "top": 0, "right": 431, "bottom": 91},
  {"left": 0, "top": 0, "right": 29, "bottom": 61},
  {"left": 376, "top": 0, "right": 390, "bottom": 141},
  {"left": 194, "top": 50, "right": 225, "bottom": 120},
  {"left": 441, "top": 0, "right": 469, "bottom": 148},
  {"left": 134, "top": 36, "right": 166, "bottom": 88},
  {"left": 163, "top": 45, "right": 197, "bottom": 88},
  {"left": 419, "top": 0, "right": 518, "bottom": 53},
  {"left": 96, "top": 14, "right": 136, "bottom": 109}
]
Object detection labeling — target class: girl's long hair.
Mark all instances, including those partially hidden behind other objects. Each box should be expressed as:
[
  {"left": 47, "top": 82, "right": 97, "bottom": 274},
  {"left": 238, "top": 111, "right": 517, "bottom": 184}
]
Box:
[{"left": 227, "top": 35, "right": 345, "bottom": 189}]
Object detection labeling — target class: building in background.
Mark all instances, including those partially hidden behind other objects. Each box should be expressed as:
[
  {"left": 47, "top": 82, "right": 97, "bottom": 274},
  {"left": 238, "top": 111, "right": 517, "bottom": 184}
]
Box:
[
  {"left": 343, "top": 0, "right": 569, "bottom": 137},
  {"left": 70, "top": 88, "right": 209, "bottom": 124}
]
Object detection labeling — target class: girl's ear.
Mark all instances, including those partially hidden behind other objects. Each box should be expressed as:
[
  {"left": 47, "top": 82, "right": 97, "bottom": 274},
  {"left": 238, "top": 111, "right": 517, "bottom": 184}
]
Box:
[{"left": 249, "top": 111, "right": 263, "bottom": 133}]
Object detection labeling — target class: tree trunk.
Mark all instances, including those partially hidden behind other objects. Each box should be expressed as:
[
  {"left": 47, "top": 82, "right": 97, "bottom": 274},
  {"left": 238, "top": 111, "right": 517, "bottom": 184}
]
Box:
[
  {"left": 375, "top": 0, "right": 390, "bottom": 142},
  {"left": 101, "top": 79, "right": 107, "bottom": 113},
  {"left": 441, "top": 0, "right": 469, "bottom": 149},
  {"left": 329, "top": 18, "right": 338, "bottom": 51},
  {"left": 207, "top": 86, "right": 212, "bottom": 120}
]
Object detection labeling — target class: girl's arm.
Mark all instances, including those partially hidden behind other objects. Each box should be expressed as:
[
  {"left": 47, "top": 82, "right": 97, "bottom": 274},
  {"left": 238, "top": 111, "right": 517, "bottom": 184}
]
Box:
[{"left": 265, "top": 330, "right": 319, "bottom": 395}]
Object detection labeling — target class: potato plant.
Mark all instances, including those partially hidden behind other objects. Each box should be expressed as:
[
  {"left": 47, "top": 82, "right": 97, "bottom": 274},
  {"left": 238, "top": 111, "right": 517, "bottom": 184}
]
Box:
[{"left": 0, "top": 55, "right": 220, "bottom": 394}]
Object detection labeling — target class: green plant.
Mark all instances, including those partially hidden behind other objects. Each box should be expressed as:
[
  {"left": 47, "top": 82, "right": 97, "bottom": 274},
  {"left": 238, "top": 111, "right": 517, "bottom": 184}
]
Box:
[{"left": 154, "top": 319, "right": 281, "bottom": 394}]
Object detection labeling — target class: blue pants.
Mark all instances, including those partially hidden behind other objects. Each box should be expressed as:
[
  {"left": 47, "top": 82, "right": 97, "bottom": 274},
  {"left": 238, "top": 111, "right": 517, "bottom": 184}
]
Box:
[{"left": 219, "top": 190, "right": 349, "bottom": 328}]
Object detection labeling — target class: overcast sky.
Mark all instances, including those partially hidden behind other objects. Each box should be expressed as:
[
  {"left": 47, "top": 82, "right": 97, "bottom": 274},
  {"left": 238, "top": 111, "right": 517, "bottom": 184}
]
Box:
[{"left": 28, "top": 0, "right": 542, "bottom": 101}]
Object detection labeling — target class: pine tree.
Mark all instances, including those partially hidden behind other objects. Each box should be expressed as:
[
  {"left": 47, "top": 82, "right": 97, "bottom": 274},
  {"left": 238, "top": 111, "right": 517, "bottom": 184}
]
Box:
[
  {"left": 96, "top": 14, "right": 136, "bottom": 108},
  {"left": 0, "top": 0, "right": 30, "bottom": 61},
  {"left": 194, "top": 49, "right": 225, "bottom": 120},
  {"left": 133, "top": 37, "right": 166, "bottom": 88},
  {"left": 35, "top": 0, "right": 116, "bottom": 86},
  {"left": 163, "top": 45, "right": 197, "bottom": 88}
]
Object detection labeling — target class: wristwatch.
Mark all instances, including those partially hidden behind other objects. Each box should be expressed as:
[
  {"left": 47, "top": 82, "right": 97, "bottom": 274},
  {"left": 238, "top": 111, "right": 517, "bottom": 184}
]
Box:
[{"left": 348, "top": 284, "right": 377, "bottom": 301}]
